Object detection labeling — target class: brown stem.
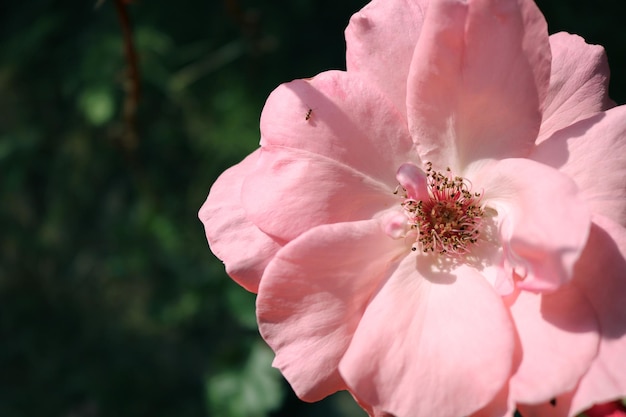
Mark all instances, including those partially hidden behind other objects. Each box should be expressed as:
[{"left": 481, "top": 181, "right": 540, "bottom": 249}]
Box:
[{"left": 113, "top": 0, "right": 140, "bottom": 151}]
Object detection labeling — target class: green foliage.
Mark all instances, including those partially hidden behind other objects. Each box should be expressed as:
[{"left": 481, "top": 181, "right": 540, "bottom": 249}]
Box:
[
  {"left": 0, "top": 1, "right": 624, "bottom": 417},
  {"left": 79, "top": 86, "right": 116, "bottom": 125},
  {"left": 207, "top": 342, "right": 284, "bottom": 417}
]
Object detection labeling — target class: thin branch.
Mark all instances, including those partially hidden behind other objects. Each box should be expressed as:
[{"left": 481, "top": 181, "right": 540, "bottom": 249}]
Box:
[{"left": 113, "top": 0, "right": 140, "bottom": 151}]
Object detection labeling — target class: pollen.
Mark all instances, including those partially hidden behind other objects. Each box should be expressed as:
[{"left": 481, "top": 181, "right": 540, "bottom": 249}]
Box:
[{"left": 398, "top": 162, "right": 484, "bottom": 256}]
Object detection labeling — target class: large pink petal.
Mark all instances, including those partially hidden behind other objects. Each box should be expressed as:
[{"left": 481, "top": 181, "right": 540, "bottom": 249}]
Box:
[
  {"left": 516, "top": 216, "right": 626, "bottom": 417},
  {"left": 345, "top": 0, "right": 426, "bottom": 116},
  {"left": 470, "top": 385, "right": 515, "bottom": 417},
  {"left": 241, "top": 146, "right": 395, "bottom": 241},
  {"left": 506, "top": 287, "right": 598, "bottom": 404},
  {"left": 199, "top": 151, "right": 282, "bottom": 293},
  {"left": 531, "top": 106, "right": 626, "bottom": 227},
  {"left": 569, "top": 215, "right": 626, "bottom": 414},
  {"left": 259, "top": 70, "right": 415, "bottom": 186},
  {"left": 406, "top": 0, "right": 550, "bottom": 172},
  {"left": 350, "top": 390, "right": 395, "bottom": 417},
  {"left": 339, "top": 256, "right": 515, "bottom": 417},
  {"left": 475, "top": 158, "right": 590, "bottom": 292},
  {"left": 537, "top": 32, "right": 613, "bottom": 143},
  {"left": 257, "top": 220, "right": 405, "bottom": 402}
]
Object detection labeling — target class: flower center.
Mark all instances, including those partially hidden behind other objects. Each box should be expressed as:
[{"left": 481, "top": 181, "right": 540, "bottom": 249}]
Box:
[{"left": 396, "top": 162, "right": 484, "bottom": 255}]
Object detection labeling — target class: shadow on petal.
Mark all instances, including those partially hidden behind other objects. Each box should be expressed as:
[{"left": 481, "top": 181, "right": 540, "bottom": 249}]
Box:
[
  {"left": 532, "top": 112, "right": 605, "bottom": 170},
  {"left": 574, "top": 218, "right": 626, "bottom": 339}
]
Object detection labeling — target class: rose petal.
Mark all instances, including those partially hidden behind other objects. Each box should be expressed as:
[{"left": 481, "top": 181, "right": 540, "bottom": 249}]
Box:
[
  {"left": 199, "top": 151, "right": 282, "bottom": 293},
  {"left": 259, "top": 70, "right": 415, "bottom": 186},
  {"left": 345, "top": 0, "right": 426, "bottom": 116},
  {"left": 469, "top": 385, "right": 515, "bottom": 417},
  {"left": 517, "top": 394, "right": 573, "bottom": 417},
  {"left": 537, "top": 32, "right": 613, "bottom": 143},
  {"left": 506, "top": 286, "right": 598, "bottom": 404},
  {"left": 351, "top": 390, "right": 395, "bottom": 417},
  {"left": 475, "top": 158, "right": 590, "bottom": 292},
  {"left": 395, "top": 162, "right": 429, "bottom": 200},
  {"left": 339, "top": 256, "right": 515, "bottom": 417},
  {"left": 531, "top": 106, "right": 626, "bottom": 227},
  {"left": 257, "top": 220, "right": 405, "bottom": 401},
  {"left": 406, "top": 0, "right": 550, "bottom": 172},
  {"left": 517, "top": 216, "right": 626, "bottom": 416},
  {"left": 241, "top": 146, "right": 397, "bottom": 241},
  {"left": 569, "top": 215, "right": 626, "bottom": 414}
]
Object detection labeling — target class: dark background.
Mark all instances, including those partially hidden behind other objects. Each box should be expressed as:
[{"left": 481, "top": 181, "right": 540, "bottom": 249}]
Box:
[{"left": 0, "top": 1, "right": 624, "bottom": 416}]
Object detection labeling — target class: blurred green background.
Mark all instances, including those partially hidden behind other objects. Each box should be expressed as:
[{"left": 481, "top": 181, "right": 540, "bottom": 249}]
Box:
[{"left": 0, "top": 1, "right": 624, "bottom": 416}]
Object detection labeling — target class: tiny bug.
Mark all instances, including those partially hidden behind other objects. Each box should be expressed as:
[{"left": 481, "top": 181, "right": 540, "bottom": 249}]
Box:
[{"left": 305, "top": 108, "right": 313, "bottom": 121}]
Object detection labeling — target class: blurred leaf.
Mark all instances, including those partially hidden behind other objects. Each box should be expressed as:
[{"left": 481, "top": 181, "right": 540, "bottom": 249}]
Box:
[
  {"left": 207, "top": 342, "right": 284, "bottom": 417},
  {"left": 78, "top": 86, "right": 115, "bottom": 125}
]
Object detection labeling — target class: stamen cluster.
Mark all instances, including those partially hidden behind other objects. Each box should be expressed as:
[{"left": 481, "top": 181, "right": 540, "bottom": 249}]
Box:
[{"left": 399, "top": 163, "right": 484, "bottom": 255}]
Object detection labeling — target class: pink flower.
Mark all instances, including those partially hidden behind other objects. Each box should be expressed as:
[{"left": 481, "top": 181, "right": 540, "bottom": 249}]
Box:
[{"left": 199, "top": 0, "right": 626, "bottom": 416}]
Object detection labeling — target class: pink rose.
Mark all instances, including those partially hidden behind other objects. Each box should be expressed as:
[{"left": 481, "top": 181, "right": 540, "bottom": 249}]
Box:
[{"left": 199, "top": 0, "right": 626, "bottom": 416}]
